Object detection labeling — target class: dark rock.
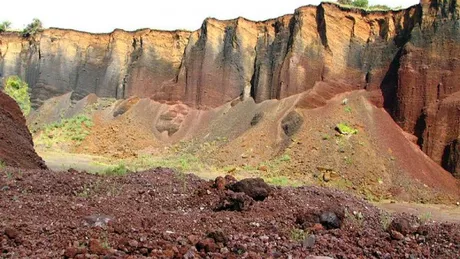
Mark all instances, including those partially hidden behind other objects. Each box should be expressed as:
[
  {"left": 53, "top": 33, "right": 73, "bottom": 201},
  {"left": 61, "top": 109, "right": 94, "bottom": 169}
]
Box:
[
  {"left": 207, "top": 231, "right": 228, "bottom": 244},
  {"left": 224, "top": 175, "right": 237, "bottom": 184},
  {"left": 216, "top": 192, "right": 254, "bottom": 212},
  {"left": 196, "top": 238, "right": 217, "bottom": 253},
  {"left": 214, "top": 176, "right": 226, "bottom": 190},
  {"left": 319, "top": 211, "right": 342, "bottom": 229},
  {"left": 227, "top": 178, "right": 271, "bottom": 201},
  {"left": 388, "top": 217, "right": 414, "bottom": 235}
]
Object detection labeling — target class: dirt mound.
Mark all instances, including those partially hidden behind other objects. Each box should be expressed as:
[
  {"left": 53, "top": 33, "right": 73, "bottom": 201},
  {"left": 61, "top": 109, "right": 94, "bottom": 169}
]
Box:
[
  {"left": 1, "top": 168, "right": 459, "bottom": 258},
  {"left": 0, "top": 92, "right": 46, "bottom": 169}
]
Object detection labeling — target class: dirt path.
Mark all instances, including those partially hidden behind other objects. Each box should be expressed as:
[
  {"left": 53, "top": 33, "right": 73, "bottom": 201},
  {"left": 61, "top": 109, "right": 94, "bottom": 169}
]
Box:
[
  {"left": 38, "top": 151, "right": 113, "bottom": 173},
  {"left": 376, "top": 201, "right": 460, "bottom": 223}
]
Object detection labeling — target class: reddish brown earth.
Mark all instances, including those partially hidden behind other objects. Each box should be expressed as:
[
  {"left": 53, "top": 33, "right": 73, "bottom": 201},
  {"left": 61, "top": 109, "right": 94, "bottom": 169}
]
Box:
[
  {"left": 1, "top": 168, "right": 459, "bottom": 258},
  {"left": 0, "top": 92, "right": 46, "bottom": 169}
]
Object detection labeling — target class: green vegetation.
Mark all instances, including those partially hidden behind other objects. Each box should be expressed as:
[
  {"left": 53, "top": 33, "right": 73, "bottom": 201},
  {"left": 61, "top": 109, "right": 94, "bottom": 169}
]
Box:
[
  {"left": 419, "top": 212, "right": 432, "bottom": 224},
  {"left": 379, "top": 212, "right": 392, "bottom": 230},
  {"left": 36, "top": 115, "right": 93, "bottom": 148},
  {"left": 290, "top": 228, "right": 309, "bottom": 241},
  {"left": 104, "top": 163, "right": 129, "bottom": 176},
  {"left": 344, "top": 106, "right": 352, "bottom": 113},
  {"left": 2, "top": 76, "right": 31, "bottom": 116},
  {"left": 0, "top": 160, "right": 5, "bottom": 169},
  {"left": 0, "top": 21, "right": 11, "bottom": 32},
  {"left": 336, "top": 123, "right": 358, "bottom": 135},
  {"left": 336, "top": 0, "right": 399, "bottom": 11},
  {"left": 22, "top": 18, "right": 43, "bottom": 37},
  {"left": 264, "top": 176, "right": 302, "bottom": 187}
]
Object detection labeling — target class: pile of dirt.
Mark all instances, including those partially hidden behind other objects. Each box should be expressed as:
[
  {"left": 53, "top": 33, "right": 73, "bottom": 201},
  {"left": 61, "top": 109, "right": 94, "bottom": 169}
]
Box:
[
  {"left": 0, "top": 92, "right": 46, "bottom": 169},
  {"left": 1, "top": 168, "right": 459, "bottom": 258}
]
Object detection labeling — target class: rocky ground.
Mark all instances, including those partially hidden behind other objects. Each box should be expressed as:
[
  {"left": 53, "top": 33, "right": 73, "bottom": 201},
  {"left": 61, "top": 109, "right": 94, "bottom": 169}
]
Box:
[{"left": 1, "top": 168, "right": 459, "bottom": 258}]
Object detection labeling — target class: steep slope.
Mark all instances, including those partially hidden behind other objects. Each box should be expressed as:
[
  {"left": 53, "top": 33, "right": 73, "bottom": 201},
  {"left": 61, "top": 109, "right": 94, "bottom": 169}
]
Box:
[
  {"left": 30, "top": 82, "right": 460, "bottom": 202},
  {"left": 2, "top": 0, "right": 460, "bottom": 177},
  {"left": 0, "top": 92, "right": 46, "bottom": 169},
  {"left": 0, "top": 3, "right": 418, "bottom": 108}
]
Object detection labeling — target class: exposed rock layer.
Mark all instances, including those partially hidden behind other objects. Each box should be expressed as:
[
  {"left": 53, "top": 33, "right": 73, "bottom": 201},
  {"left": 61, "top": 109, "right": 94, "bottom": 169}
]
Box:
[
  {"left": 1, "top": 0, "right": 460, "bottom": 177},
  {"left": 0, "top": 92, "right": 47, "bottom": 169}
]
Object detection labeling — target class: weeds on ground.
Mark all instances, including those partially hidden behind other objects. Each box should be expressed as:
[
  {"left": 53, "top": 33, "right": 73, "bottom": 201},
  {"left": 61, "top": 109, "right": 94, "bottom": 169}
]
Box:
[
  {"left": 0, "top": 160, "right": 5, "bottom": 169},
  {"left": 344, "top": 208, "right": 365, "bottom": 228},
  {"left": 419, "top": 212, "right": 432, "bottom": 224},
  {"left": 336, "top": 123, "right": 358, "bottom": 135},
  {"left": 35, "top": 115, "right": 94, "bottom": 148},
  {"left": 264, "top": 176, "right": 303, "bottom": 187},
  {"left": 104, "top": 163, "right": 129, "bottom": 176},
  {"left": 290, "top": 228, "right": 309, "bottom": 242},
  {"left": 379, "top": 212, "right": 392, "bottom": 231}
]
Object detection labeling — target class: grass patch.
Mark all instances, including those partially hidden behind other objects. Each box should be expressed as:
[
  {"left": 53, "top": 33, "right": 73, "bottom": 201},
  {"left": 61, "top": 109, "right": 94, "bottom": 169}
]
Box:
[
  {"left": 35, "top": 115, "right": 93, "bottom": 148},
  {"left": 290, "top": 228, "right": 309, "bottom": 242},
  {"left": 264, "top": 176, "right": 303, "bottom": 187},
  {"left": 0, "top": 160, "right": 5, "bottom": 169},
  {"left": 104, "top": 163, "right": 129, "bottom": 176}
]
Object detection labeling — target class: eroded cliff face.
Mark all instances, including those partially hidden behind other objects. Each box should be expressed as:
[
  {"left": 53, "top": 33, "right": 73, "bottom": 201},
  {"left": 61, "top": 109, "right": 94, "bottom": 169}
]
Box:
[
  {"left": 0, "top": 2, "right": 419, "bottom": 109},
  {"left": 1, "top": 0, "right": 460, "bottom": 177}
]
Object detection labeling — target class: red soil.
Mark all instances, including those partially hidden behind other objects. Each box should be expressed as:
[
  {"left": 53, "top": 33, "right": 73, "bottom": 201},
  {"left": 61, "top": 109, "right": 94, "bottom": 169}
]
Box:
[
  {"left": 0, "top": 92, "right": 46, "bottom": 169},
  {"left": 1, "top": 168, "right": 459, "bottom": 258}
]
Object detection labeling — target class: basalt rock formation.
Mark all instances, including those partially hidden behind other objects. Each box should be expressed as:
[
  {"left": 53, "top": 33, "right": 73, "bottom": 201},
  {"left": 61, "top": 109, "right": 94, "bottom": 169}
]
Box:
[
  {"left": 1, "top": 0, "right": 460, "bottom": 177},
  {"left": 0, "top": 92, "right": 47, "bottom": 169}
]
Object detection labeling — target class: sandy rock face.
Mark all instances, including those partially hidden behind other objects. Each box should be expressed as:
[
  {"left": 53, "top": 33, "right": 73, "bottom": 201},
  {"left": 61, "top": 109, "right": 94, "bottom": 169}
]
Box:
[
  {"left": 0, "top": 92, "right": 47, "bottom": 169},
  {"left": 1, "top": 0, "right": 460, "bottom": 177}
]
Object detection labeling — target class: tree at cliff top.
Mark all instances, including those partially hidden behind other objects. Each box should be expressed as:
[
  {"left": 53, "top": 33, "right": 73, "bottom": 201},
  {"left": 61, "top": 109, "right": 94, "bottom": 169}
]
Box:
[
  {"left": 0, "top": 21, "right": 11, "bottom": 32},
  {"left": 2, "top": 76, "right": 31, "bottom": 116},
  {"left": 22, "top": 18, "right": 43, "bottom": 37}
]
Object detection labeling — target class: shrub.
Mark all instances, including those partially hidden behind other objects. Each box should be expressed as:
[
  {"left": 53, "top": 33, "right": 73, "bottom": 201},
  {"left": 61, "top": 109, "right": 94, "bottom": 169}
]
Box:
[
  {"left": 336, "top": 123, "right": 358, "bottom": 135},
  {"left": 22, "top": 18, "right": 43, "bottom": 37},
  {"left": 352, "top": 0, "right": 369, "bottom": 8},
  {"left": 2, "top": 76, "right": 31, "bottom": 116},
  {"left": 0, "top": 21, "right": 11, "bottom": 32}
]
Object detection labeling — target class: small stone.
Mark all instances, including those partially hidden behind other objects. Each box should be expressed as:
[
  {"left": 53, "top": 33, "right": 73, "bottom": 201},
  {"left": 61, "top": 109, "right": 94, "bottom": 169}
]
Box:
[
  {"left": 64, "top": 247, "right": 79, "bottom": 258},
  {"left": 187, "top": 235, "right": 200, "bottom": 245},
  {"left": 207, "top": 231, "right": 228, "bottom": 244},
  {"left": 259, "top": 235, "right": 269, "bottom": 241},
  {"left": 390, "top": 230, "right": 404, "bottom": 240},
  {"left": 302, "top": 235, "right": 316, "bottom": 248},
  {"left": 323, "top": 172, "right": 331, "bottom": 182},
  {"left": 89, "top": 239, "right": 107, "bottom": 255},
  {"left": 456, "top": 202, "right": 459, "bottom": 206},
  {"left": 215, "top": 176, "right": 226, "bottom": 190},
  {"left": 4, "top": 227, "right": 19, "bottom": 240},
  {"left": 310, "top": 223, "right": 324, "bottom": 232},
  {"left": 128, "top": 239, "right": 138, "bottom": 248},
  {"left": 258, "top": 165, "right": 269, "bottom": 172},
  {"left": 196, "top": 238, "right": 217, "bottom": 253}
]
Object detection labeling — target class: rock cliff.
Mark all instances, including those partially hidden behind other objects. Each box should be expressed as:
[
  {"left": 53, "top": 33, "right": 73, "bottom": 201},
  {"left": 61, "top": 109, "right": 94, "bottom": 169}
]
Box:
[{"left": 1, "top": 0, "right": 460, "bottom": 177}]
